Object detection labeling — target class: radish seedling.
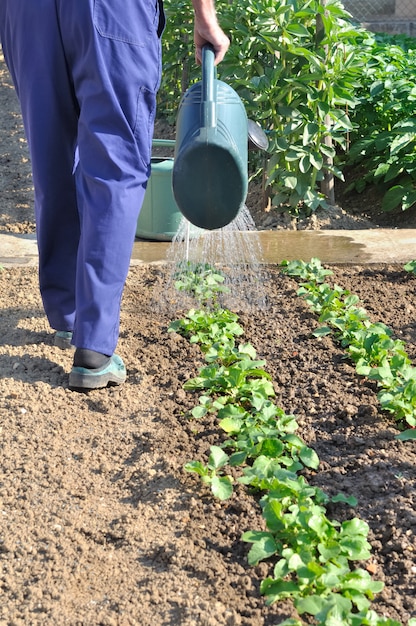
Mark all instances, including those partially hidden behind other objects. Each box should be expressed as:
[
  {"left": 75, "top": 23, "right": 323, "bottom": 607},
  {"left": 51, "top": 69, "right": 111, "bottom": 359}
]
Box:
[
  {"left": 170, "top": 262, "right": 407, "bottom": 626},
  {"left": 282, "top": 258, "right": 416, "bottom": 429},
  {"left": 184, "top": 445, "right": 233, "bottom": 500}
]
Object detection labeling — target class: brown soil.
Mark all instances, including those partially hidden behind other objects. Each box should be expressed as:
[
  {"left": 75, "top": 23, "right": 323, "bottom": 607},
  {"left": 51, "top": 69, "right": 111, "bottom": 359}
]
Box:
[{"left": 1, "top": 55, "right": 415, "bottom": 625}]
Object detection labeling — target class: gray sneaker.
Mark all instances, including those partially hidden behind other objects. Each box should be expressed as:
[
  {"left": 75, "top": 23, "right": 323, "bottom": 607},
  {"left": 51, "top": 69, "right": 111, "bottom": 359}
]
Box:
[
  {"left": 69, "top": 354, "right": 126, "bottom": 391},
  {"left": 54, "top": 331, "right": 73, "bottom": 350}
]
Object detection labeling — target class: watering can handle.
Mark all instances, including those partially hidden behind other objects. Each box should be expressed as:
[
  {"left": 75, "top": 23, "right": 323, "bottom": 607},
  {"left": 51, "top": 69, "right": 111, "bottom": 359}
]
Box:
[{"left": 202, "top": 44, "right": 216, "bottom": 129}]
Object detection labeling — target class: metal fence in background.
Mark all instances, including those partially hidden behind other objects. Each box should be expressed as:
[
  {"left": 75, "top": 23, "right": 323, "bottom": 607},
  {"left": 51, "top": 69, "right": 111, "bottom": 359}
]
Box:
[{"left": 342, "top": 0, "right": 416, "bottom": 35}]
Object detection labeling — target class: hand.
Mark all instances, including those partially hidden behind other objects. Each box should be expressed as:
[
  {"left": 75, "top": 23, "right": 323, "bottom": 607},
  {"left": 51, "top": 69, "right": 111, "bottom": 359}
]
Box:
[{"left": 192, "top": 0, "right": 230, "bottom": 65}]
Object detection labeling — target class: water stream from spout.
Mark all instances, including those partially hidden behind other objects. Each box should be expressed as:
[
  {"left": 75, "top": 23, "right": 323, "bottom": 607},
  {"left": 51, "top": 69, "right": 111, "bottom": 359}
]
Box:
[{"left": 158, "top": 205, "right": 269, "bottom": 314}]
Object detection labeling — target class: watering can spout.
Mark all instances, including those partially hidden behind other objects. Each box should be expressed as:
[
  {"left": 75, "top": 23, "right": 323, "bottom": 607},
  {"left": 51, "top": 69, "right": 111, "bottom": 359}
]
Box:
[{"left": 172, "top": 45, "right": 249, "bottom": 231}]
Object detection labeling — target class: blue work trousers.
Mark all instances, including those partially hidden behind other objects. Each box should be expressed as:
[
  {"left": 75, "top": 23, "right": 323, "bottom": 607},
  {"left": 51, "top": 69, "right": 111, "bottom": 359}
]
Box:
[{"left": 0, "top": 0, "right": 163, "bottom": 355}]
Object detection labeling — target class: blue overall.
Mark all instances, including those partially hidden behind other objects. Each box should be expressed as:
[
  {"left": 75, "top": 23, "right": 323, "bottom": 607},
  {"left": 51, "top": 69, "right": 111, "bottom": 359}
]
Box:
[{"left": 0, "top": 0, "right": 164, "bottom": 356}]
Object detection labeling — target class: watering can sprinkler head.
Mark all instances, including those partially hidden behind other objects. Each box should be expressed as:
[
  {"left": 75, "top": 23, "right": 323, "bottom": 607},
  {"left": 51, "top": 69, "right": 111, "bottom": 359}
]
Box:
[{"left": 247, "top": 119, "right": 269, "bottom": 152}]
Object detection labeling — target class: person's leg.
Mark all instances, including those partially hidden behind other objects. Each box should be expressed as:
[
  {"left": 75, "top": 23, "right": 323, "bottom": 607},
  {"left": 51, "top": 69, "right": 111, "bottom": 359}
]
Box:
[
  {"left": 1, "top": 0, "right": 163, "bottom": 382},
  {"left": 59, "top": 0, "right": 163, "bottom": 357},
  {"left": 0, "top": 0, "right": 80, "bottom": 333}
]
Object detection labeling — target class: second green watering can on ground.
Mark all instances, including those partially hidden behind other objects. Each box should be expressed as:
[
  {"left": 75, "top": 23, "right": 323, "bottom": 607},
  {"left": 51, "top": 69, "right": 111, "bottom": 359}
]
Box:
[{"left": 172, "top": 45, "right": 248, "bottom": 231}]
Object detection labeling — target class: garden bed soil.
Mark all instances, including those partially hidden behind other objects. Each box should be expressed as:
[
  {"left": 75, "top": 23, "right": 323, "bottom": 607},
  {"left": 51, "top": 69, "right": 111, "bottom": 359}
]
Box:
[{"left": 1, "top": 55, "right": 415, "bottom": 625}]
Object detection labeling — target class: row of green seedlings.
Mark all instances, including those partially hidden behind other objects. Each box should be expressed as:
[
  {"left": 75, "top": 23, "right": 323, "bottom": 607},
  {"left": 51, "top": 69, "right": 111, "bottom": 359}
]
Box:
[
  {"left": 280, "top": 258, "right": 416, "bottom": 441},
  {"left": 168, "top": 262, "right": 412, "bottom": 626}
]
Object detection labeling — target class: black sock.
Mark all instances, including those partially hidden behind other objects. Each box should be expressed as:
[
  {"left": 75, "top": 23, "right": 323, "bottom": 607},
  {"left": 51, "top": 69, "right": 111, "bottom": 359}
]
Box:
[{"left": 73, "top": 348, "right": 110, "bottom": 369}]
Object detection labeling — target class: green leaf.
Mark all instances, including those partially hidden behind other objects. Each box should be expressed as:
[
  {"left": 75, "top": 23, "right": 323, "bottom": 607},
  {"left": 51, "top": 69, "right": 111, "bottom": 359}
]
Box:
[
  {"left": 183, "top": 377, "right": 206, "bottom": 391},
  {"left": 299, "top": 154, "right": 311, "bottom": 173},
  {"left": 331, "top": 493, "right": 358, "bottom": 507},
  {"left": 313, "top": 325, "right": 332, "bottom": 337},
  {"left": 211, "top": 475, "right": 233, "bottom": 500},
  {"left": 184, "top": 460, "right": 208, "bottom": 477},
  {"left": 390, "top": 132, "right": 415, "bottom": 156},
  {"left": 369, "top": 80, "right": 385, "bottom": 97},
  {"left": 331, "top": 109, "right": 354, "bottom": 130},
  {"left": 345, "top": 589, "right": 371, "bottom": 612},
  {"left": 242, "top": 531, "right": 279, "bottom": 566},
  {"left": 341, "top": 518, "right": 369, "bottom": 538},
  {"left": 296, "top": 593, "right": 352, "bottom": 618},
  {"left": 228, "top": 450, "right": 247, "bottom": 466},
  {"left": 208, "top": 446, "right": 229, "bottom": 470},
  {"left": 299, "top": 445, "right": 320, "bottom": 469},
  {"left": 310, "top": 151, "right": 323, "bottom": 170},
  {"left": 238, "top": 342, "right": 257, "bottom": 359},
  {"left": 303, "top": 122, "right": 320, "bottom": 145},
  {"left": 340, "top": 537, "right": 372, "bottom": 561},
  {"left": 403, "top": 189, "right": 416, "bottom": 210},
  {"left": 396, "top": 429, "right": 416, "bottom": 440},
  {"left": 404, "top": 259, "right": 416, "bottom": 274},
  {"left": 282, "top": 174, "right": 298, "bottom": 189},
  {"left": 191, "top": 405, "right": 207, "bottom": 419},
  {"left": 340, "top": 569, "right": 384, "bottom": 595},
  {"left": 217, "top": 404, "right": 247, "bottom": 419},
  {"left": 219, "top": 416, "right": 243, "bottom": 433},
  {"left": 308, "top": 513, "right": 329, "bottom": 537},
  {"left": 285, "top": 23, "right": 310, "bottom": 37},
  {"left": 382, "top": 185, "right": 406, "bottom": 212},
  {"left": 318, "top": 541, "right": 341, "bottom": 560},
  {"left": 295, "top": 594, "right": 326, "bottom": 615},
  {"left": 260, "top": 578, "right": 301, "bottom": 601}
]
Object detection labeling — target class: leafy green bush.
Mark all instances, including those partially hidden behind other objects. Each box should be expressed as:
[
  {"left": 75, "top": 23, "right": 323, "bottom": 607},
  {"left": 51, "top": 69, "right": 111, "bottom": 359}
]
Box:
[
  {"left": 159, "top": 0, "right": 370, "bottom": 213},
  {"left": 346, "top": 34, "right": 416, "bottom": 212},
  {"left": 157, "top": 0, "right": 198, "bottom": 120},
  {"left": 219, "top": 0, "right": 370, "bottom": 214}
]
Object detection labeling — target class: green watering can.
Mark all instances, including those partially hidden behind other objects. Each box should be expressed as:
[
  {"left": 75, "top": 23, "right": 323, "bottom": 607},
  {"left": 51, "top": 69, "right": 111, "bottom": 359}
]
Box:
[{"left": 172, "top": 45, "right": 249, "bottom": 230}]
